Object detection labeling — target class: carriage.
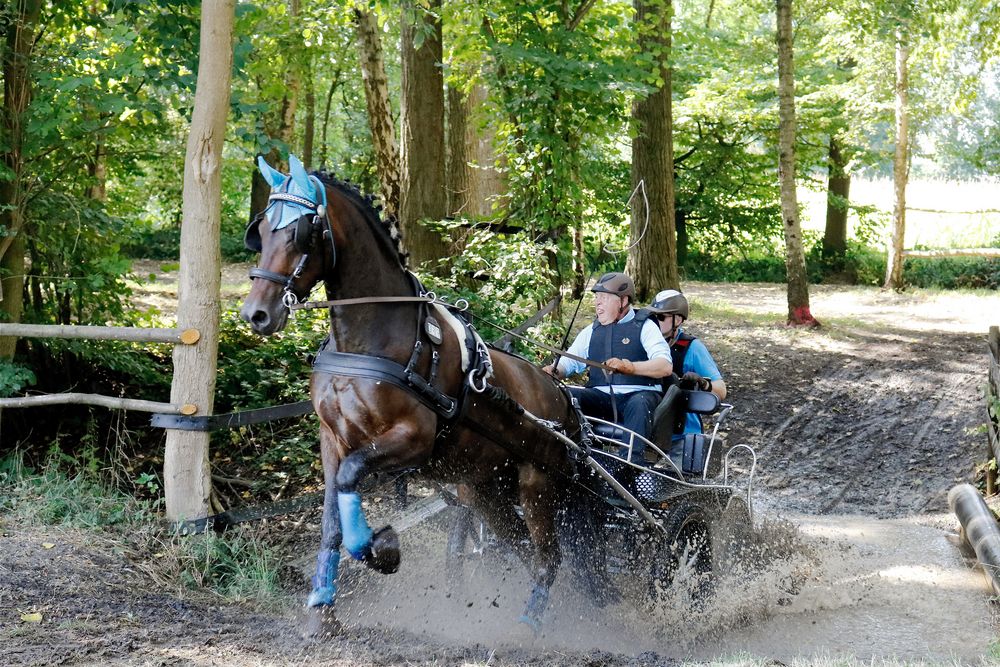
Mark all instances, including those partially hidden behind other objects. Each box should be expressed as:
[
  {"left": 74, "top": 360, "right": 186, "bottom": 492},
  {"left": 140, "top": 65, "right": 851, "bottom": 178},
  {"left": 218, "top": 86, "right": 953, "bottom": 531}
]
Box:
[
  {"left": 443, "top": 383, "right": 757, "bottom": 604},
  {"left": 240, "top": 155, "right": 758, "bottom": 636}
]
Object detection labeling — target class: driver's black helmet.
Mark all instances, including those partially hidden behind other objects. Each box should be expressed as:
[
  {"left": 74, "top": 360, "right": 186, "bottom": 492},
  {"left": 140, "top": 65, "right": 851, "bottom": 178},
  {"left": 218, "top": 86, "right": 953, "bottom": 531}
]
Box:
[
  {"left": 647, "top": 289, "right": 688, "bottom": 320},
  {"left": 591, "top": 272, "right": 635, "bottom": 298}
]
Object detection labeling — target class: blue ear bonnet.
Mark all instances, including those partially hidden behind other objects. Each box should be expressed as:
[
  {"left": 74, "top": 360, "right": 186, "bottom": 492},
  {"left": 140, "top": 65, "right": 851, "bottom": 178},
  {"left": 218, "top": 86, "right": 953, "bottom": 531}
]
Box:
[{"left": 257, "top": 154, "right": 328, "bottom": 230}]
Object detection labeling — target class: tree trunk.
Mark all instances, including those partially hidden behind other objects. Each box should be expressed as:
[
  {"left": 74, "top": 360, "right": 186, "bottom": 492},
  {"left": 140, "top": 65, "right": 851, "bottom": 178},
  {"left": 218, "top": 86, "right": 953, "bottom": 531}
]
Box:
[
  {"left": 400, "top": 0, "right": 449, "bottom": 268},
  {"left": 88, "top": 133, "right": 107, "bottom": 201},
  {"left": 447, "top": 83, "right": 503, "bottom": 218},
  {"left": 776, "top": 0, "right": 818, "bottom": 327},
  {"left": 884, "top": 23, "right": 909, "bottom": 291},
  {"left": 303, "top": 73, "right": 315, "bottom": 169},
  {"left": 319, "top": 71, "right": 341, "bottom": 170},
  {"left": 164, "top": 0, "right": 235, "bottom": 523},
  {"left": 354, "top": 7, "right": 400, "bottom": 219},
  {"left": 0, "top": 0, "right": 42, "bottom": 360},
  {"left": 249, "top": 147, "right": 280, "bottom": 222},
  {"left": 446, "top": 84, "right": 468, "bottom": 218},
  {"left": 626, "top": 0, "right": 679, "bottom": 302},
  {"left": 822, "top": 134, "right": 849, "bottom": 260},
  {"left": 675, "top": 208, "right": 688, "bottom": 267}
]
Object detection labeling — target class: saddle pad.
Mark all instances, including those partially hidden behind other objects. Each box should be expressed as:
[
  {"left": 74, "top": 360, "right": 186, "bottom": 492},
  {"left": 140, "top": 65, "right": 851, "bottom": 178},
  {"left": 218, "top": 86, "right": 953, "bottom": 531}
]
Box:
[{"left": 430, "top": 303, "right": 492, "bottom": 378}]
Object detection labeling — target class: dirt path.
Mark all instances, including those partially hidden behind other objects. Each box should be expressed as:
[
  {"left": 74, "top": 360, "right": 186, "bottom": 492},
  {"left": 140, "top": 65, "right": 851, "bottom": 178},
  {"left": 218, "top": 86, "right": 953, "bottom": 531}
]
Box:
[{"left": 2, "top": 281, "right": 998, "bottom": 665}]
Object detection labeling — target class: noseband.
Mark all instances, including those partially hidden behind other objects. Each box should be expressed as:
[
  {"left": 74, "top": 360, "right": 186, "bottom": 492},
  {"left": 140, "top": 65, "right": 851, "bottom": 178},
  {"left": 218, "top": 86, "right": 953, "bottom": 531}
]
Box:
[{"left": 245, "top": 186, "right": 336, "bottom": 307}]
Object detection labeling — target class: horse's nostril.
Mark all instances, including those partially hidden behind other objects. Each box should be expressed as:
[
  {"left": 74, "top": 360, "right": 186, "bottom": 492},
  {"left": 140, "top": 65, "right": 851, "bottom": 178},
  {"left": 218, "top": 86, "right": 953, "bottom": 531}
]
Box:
[{"left": 251, "top": 310, "right": 269, "bottom": 327}]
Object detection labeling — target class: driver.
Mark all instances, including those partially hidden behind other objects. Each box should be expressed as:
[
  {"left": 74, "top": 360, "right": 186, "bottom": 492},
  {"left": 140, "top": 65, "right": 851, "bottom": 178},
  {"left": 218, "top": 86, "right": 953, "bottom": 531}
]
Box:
[
  {"left": 543, "top": 272, "right": 672, "bottom": 461},
  {"left": 646, "top": 289, "right": 726, "bottom": 440}
]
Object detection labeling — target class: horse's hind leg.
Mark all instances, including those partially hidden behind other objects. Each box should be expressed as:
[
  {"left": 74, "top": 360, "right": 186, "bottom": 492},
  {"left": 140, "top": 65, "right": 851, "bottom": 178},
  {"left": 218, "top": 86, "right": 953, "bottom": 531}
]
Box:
[
  {"left": 517, "top": 464, "right": 562, "bottom": 631},
  {"left": 464, "top": 479, "right": 534, "bottom": 567}
]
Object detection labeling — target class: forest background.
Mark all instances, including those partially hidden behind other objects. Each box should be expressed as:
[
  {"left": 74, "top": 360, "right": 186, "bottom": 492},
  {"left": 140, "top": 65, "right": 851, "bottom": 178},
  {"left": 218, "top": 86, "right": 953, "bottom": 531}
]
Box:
[{"left": 0, "top": 0, "right": 999, "bottom": 493}]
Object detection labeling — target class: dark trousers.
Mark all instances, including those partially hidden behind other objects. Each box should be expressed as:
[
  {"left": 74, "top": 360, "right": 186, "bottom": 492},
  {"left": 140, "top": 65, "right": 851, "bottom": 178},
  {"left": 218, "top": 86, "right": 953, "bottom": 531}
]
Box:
[{"left": 569, "top": 387, "right": 661, "bottom": 462}]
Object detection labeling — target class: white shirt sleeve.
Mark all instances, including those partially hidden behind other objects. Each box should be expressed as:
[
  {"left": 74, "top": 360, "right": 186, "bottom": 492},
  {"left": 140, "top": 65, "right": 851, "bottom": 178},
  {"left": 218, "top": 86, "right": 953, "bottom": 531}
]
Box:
[
  {"left": 557, "top": 324, "right": 592, "bottom": 378},
  {"left": 640, "top": 318, "right": 671, "bottom": 364}
]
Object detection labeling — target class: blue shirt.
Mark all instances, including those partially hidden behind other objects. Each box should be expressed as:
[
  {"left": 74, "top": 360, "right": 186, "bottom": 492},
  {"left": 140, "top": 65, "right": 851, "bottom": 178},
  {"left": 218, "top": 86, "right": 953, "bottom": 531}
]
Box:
[
  {"left": 557, "top": 309, "right": 671, "bottom": 394},
  {"left": 673, "top": 327, "right": 723, "bottom": 436}
]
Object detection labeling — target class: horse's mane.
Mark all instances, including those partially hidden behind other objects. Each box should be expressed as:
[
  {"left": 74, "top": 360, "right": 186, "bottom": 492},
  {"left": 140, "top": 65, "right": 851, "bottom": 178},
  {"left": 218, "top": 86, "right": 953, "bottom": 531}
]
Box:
[{"left": 312, "top": 171, "right": 408, "bottom": 267}]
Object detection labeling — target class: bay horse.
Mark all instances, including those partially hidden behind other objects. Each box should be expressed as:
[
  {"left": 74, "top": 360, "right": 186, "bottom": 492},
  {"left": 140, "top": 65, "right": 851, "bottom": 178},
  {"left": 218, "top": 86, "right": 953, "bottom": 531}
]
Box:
[{"left": 239, "top": 155, "right": 605, "bottom": 637}]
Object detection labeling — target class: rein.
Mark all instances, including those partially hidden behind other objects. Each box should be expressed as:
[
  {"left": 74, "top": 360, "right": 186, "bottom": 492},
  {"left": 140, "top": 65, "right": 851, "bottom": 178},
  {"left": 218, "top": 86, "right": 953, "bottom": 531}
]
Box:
[{"left": 292, "top": 292, "right": 613, "bottom": 374}]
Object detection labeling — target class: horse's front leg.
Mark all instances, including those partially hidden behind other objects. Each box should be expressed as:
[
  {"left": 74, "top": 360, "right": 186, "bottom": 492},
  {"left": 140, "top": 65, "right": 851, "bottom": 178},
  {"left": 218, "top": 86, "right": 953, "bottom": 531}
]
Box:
[
  {"left": 304, "top": 432, "right": 344, "bottom": 638},
  {"left": 517, "top": 464, "right": 561, "bottom": 632},
  {"left": 335, "top": 446, "right": 401, "bottom": 575}
]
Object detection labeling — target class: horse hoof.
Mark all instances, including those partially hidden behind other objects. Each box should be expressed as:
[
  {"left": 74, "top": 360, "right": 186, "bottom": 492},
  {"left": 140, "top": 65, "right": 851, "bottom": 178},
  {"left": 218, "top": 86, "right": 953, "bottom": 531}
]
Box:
[
  {"left": 518, "top": 613, "right": 542, "bottom": 634},
  {"left": 367, "top": 525, "right": 400, "bottom": 574},
  {"left": 301, "top": 605, "right": 343, "bottom": 640}
]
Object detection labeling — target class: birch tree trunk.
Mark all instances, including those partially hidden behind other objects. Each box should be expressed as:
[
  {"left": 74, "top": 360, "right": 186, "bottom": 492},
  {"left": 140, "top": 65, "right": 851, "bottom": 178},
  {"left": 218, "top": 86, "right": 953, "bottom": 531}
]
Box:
[
  {"left": 627, "top": 0, "right": 679, "bottom": 301},
  {"left": 164, "top": 0, "right": 235, "bottom": 523},
  {"left": 884, "top": 23, "right": 909, "bottom": 291},
  {"left": 400, "top": 0, "right": 449, "bottom": 267},
  {"left": 776, "top": 0, "right": 819, "bottom": 326},
  {"left": 354, "top": 7, "right": 400, "bottom": 219},
  {"left": 0, "top": 0, "right": 42, "bottom": 360}
]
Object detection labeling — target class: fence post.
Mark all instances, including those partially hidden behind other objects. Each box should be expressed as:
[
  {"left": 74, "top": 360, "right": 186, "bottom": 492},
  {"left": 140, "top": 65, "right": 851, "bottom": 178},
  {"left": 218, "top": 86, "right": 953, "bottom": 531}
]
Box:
[
  {"left": 163, "top": 0, "right": 235, "bottom": 523},
  {"left": 988, "top": 327, "right": 999, "bottom": 497}
]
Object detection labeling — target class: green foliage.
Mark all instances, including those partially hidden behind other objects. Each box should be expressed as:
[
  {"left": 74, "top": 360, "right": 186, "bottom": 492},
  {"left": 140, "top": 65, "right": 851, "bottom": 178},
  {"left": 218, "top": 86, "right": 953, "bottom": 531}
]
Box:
[
  {"left": 23, "top": 192, "right": 135, "bottom": 326},
  {"left": 168, "top": 528, "right": 286, "bottom": 606},
  {"left": 0, "top": 360, "right": 36, "bottom": 398},
  {"left": 448, "top": 0, "right": 647, "bottom": 283},
  {"left": 904, "top": 256, "right": 1000, "bottom": 289},
  {"left": 215, "top": 308, "right": 327, "bottom": 412},
  {"left": 0, "top": 451, "right": 156, "bottom": 529},
  {"left": 421, "top": 221, "right": 564, "bottom": 359}
]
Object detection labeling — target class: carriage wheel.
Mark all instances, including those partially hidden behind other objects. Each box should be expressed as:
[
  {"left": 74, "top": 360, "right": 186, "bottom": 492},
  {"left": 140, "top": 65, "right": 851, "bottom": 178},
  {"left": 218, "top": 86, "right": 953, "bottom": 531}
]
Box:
[
  {"left": 714, "top": 496, "right": 754, "bottom": 574},
  {"left": 649, "top": 501, "right": 713, "bottom": 600},
  {"left": 444, "top": 505, "right": 491, "bottom": 595}
]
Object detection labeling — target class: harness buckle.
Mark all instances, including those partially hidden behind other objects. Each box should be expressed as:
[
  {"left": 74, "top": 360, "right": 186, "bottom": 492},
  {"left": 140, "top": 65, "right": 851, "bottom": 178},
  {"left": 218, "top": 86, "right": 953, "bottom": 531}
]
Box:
[{"left": 282, "top": 290, "right": 299, "bottom": 309}]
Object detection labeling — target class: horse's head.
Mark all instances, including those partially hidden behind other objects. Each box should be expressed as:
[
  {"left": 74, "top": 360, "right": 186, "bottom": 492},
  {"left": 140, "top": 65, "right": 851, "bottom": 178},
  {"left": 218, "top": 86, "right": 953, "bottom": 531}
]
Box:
[{"left": 240, "top": 155, "right": 335, "bottom": 335}]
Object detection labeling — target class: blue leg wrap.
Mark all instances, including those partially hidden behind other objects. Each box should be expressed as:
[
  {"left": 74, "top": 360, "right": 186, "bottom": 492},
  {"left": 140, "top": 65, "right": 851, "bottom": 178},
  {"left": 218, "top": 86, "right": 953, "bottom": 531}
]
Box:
[
  {"left": 307, "top": 549, "right": 340, "bottom": 607},
  {"left": 518, "top": 584, "right": 550, "bottom": 632},
  {"left": 338, "top": 491, "right": 373, "bottom": 560}
]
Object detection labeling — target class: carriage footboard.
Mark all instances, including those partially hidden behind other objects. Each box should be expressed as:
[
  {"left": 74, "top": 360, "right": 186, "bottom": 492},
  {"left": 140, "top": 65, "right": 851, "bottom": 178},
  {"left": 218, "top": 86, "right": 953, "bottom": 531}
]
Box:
[{"left": 515, "top": 408, "right": 667, "bottom": 535}]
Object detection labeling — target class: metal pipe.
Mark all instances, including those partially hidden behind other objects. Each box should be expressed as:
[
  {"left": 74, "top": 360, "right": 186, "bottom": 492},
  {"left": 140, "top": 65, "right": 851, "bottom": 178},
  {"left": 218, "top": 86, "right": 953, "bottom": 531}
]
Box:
[{"left": 948, "top": 482, "right": 1000, "bottom": 596}]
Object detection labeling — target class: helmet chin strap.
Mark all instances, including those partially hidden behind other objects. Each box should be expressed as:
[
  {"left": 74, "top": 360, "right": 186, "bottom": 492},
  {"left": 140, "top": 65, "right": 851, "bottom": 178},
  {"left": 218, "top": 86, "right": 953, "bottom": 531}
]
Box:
[
  {"left": 665, "top": 315, "right": 683, "bottom": 342},
  {"left": 615, "top": 297, "right": 629, "bottom": 321}
]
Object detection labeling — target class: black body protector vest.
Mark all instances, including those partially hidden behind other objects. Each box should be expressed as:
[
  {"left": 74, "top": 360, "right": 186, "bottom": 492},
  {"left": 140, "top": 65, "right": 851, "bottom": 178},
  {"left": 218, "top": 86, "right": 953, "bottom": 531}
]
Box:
[
  {"left": 670, "top": 331, "right": 697, "bottom": 375},
  {"left": 585, "top": 310, "right": 661, "bottom": 389}
]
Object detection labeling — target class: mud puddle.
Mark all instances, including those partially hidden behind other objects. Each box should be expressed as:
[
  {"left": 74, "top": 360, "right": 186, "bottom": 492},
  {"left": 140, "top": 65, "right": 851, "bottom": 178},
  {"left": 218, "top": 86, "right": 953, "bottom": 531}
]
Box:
[{"left": 335, "top": 505, "right": 995, "bottom": 664}]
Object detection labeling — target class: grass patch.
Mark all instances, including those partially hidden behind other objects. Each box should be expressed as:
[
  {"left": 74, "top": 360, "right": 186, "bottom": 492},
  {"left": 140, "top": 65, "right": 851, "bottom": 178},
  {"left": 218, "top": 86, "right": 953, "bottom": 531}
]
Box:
[
  {"left": 0, "top": 451, "right": 293, "bottom": 611},
  {"left": 0, "top": 451, "right": 157, "bottom": 530}
]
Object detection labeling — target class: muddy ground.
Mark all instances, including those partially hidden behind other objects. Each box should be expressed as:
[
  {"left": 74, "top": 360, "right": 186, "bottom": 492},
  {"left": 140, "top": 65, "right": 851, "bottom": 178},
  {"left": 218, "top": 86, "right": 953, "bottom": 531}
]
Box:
[{"left": 2, "top": 280, "right": 999, "bottom": 666}]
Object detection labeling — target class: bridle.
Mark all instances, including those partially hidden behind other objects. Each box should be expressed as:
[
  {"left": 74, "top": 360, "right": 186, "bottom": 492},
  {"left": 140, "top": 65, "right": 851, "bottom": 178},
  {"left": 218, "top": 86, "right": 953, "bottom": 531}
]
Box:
[{"left": 245, "top": 178, "right": 336, "bottom": 308}]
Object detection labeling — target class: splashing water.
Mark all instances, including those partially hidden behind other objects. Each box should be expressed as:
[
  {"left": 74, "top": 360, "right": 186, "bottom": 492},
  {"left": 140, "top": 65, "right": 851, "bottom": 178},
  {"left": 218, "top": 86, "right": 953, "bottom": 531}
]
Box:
[{"left": 334, "top": 505, "right": 996, "bottom": 663}]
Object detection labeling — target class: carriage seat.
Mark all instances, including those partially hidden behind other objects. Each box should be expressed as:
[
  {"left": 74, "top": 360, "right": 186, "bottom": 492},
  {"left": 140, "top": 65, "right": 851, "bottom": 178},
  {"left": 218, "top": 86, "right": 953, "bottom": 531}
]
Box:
[{"left": 589, "top": 386, "right": 723, "bottom": 473}]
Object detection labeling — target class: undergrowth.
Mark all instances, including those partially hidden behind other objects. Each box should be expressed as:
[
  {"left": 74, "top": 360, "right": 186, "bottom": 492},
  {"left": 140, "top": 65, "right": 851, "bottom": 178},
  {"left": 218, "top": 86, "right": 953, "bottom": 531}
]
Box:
[{"left": 0, "top": 451, "right": 291, "bottom": 610}]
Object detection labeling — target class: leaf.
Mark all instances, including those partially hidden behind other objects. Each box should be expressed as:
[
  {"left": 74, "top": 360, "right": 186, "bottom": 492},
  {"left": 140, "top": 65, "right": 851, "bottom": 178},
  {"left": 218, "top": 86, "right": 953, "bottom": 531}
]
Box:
[
  {"left": 41, "top": 543, "right": 55, "bottom": 549},
  {"left": 21, "top": 612, "right": 42, "bottom": 623}
]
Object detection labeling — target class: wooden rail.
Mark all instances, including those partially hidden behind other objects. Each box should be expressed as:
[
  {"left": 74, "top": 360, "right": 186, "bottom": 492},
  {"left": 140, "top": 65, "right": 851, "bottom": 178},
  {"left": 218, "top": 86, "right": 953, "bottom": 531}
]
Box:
[
  {"left": 0, "top": 323, "right": 200, "bottom": 345},
  {"left": 0, "top": 393, "right": 196, "bottom": 414}
]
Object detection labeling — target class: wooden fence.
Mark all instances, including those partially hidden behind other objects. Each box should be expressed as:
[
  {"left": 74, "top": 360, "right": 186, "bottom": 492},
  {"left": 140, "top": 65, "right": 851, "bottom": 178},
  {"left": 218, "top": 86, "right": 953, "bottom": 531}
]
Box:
[
  {"left": 0, "top": 323, "right": 200, "bottom": 415},
  {"left": 987, "top": 326, "right": 999, "bottom": 495}
]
